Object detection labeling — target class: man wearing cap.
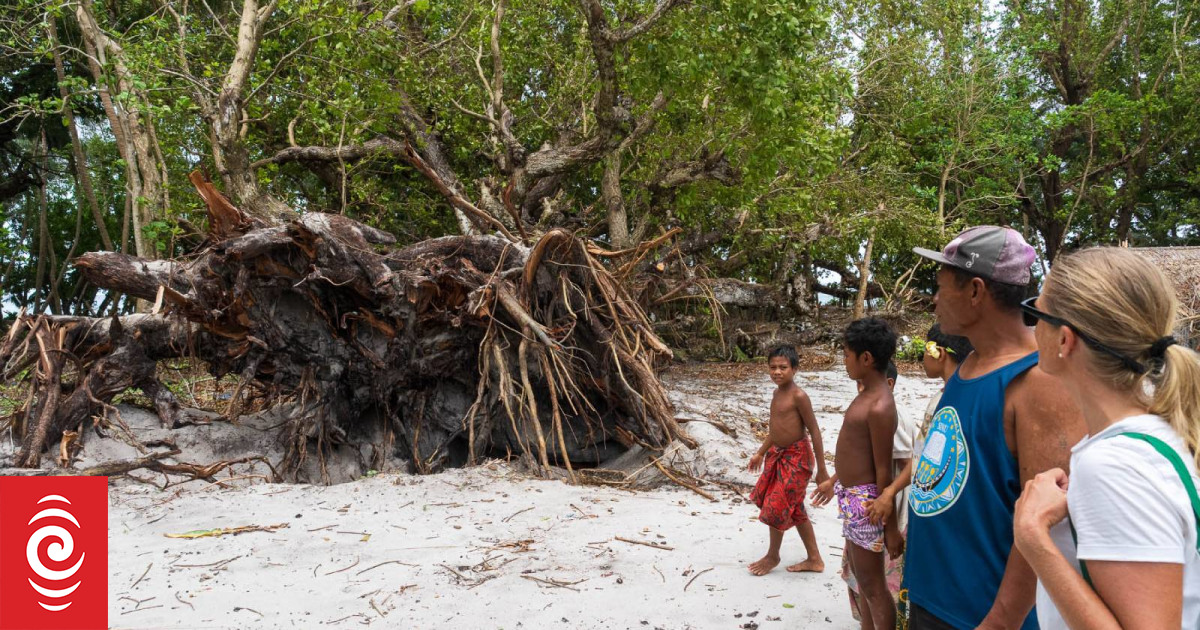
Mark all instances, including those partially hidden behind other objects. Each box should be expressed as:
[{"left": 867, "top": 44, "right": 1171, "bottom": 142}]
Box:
[{"left": 903, "top": 226, "right": 1085, "bottom": 630}]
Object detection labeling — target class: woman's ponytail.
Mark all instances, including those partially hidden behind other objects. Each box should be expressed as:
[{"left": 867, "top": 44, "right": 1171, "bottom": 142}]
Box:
[{"left": 1148, "top": 343, "right": 1200, "bottom": 470}]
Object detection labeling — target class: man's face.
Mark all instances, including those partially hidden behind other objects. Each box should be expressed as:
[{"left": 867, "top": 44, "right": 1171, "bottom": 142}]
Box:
[
  {"left": 768, "top": 356, "right": 796, "bottom": 385},
  {"left": 934, "top": 267, "right": 975, "bottom": 336}
]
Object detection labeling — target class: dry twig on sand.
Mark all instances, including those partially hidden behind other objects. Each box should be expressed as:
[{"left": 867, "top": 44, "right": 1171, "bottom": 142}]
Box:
[
  {"left": 520, "top": 575, "right": 587, "bottom": 591},
  {"left": 166, "top": 523, "right": 288, "bottom": 539},
  {"left": 652, "top": 459, "right": 717, "bottom": 502},
  {"left": 684, "top": 567, "right": 713, "bottom": 591},
  {"left": 356, "top": 560, "right": 417, "bottom": 576},
  {"left": 614, "top": 536, "right": 674, "bottom": 551}
]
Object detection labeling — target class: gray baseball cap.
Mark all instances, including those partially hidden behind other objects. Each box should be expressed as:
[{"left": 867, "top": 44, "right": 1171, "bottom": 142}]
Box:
[{"left": 914, "top": 226, "right": 1036, "bottom": 285}]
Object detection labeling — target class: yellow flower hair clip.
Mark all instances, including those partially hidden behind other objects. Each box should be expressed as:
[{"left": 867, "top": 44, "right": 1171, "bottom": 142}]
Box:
[{"left": 925, "top": 340, "right": 956, "bottom": 360}]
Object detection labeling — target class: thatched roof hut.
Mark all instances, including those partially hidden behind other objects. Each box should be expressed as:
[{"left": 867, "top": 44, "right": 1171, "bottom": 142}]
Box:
[{"left": 1133, "top": 246, "right": 1200, "bottom": 348}]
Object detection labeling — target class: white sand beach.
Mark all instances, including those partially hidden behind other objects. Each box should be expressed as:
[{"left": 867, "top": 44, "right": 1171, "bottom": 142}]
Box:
[{"left": 95, "top": 366, "right": 941, "bottom": 629}]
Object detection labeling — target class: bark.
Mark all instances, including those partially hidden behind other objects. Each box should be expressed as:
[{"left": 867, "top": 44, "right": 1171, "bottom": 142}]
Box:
[
  {"left": 648, "top": 151, "right": 739, "bottom": 201},
  {"left": 936, "top": 153, "right": 955, "bottom": 237},
  {"left": 602, "top": 152, "right": 630, "bottom": 248},
  {"left": 209, "top": 0, "right": 292, "bottom": 222},
  {"left": 34, "top": 159, "right": 48, "bottom": 314},
  {"left": 74, "top": 0, "right": 163, "bottom": 258},
  {"left": 853, "top": 227, "right": 875, "bottom": 319},
  {"left": 5, "top": 313, "right": 206, "bottom": 466},
  {"left": 16, "top": 324, "right": 65, "bottom": 467},
  {"left": 684, "top": 278, "right": 783, "bottom": 310}
]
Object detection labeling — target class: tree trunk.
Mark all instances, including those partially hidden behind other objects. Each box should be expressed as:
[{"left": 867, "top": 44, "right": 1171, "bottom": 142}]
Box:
[
  {"left": 853, "top": 227, "right": 876, "bottom": 319},
  {"left": 34, "top": 138, "right": 48, "bottom": 314},
  {"left": 603, "top": 152, "right": 630, "bottom": 248},
  {"left": 48, "top": 17, "right": 113, "bottom": 251},
  {"left": 74, "top": 0, "right": 163, "bottom": 258},
  {"left": 201, "top": 0, "right": 292, "bottom": 223},
  {"left": 936, "top": 150, "right": 956, "bottom": 237}
]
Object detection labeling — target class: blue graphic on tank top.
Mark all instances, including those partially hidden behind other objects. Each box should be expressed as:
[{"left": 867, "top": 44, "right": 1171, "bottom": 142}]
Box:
[{"left": 910, "top": 406, "right": 970, "bottom": 516}]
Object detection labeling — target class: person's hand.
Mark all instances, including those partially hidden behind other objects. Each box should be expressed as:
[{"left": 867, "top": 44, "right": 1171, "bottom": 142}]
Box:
[
  {"left": 748, "top": 453, "right": 764, "bottom": 474},
  {"left": 814, "top": 469, "right": 830, "bottom": 486},
  {"left": 885, "top": 524, "right": 905, "bottom": 559},
  {"left": 811, "top": 478, "right": 834, "bottom": 507},
  {"left": 864, "top": 487, "right": 895, "bottom": 526},
  {"left": 1013, "top": 468, "right": 1070, "bottom": 556}
]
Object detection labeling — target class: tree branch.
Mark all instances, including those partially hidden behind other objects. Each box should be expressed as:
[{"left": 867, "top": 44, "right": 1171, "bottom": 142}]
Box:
[
  {"left": 251, "top": 136, "right": 408, "bottom": 169},
  {"left": 402, "top": 143, "right": 517, "bottom": 241},
  {"left": 611, "top": 0, "right": 685, "bottom": 43}
]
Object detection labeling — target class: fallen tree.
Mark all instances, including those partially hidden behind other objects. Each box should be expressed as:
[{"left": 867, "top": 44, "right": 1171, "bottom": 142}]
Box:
[{"left": 0, "top": 176, "right": 691, "bottom": 482}]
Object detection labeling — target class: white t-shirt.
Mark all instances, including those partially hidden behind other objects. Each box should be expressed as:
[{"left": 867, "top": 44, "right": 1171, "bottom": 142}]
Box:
[
  {"left": 1036, "top": 414, "right": 1200, "bottom": 629},
  {"left": 892, "top": 410, "right": 922, "bottom": 533}
]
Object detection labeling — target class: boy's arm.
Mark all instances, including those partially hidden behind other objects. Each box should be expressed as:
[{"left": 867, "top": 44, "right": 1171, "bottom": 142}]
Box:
[
  {"left": 748, "top": 433, "right": 772, "bottom": 472},
  {"left": 867, "top": 401, "right": 896, "bottom": 495},
  {"left": 869, "top": 401, "right": 902, "bottom": 555},
  {"left": 866, "top": 458, "right": 911, "bottom": 525},
  {"left": 795, "top": 389, "right": 829, "bottom": 483},
  {"left": 885, "top": 459, "right": 912, "bottom": 501}
]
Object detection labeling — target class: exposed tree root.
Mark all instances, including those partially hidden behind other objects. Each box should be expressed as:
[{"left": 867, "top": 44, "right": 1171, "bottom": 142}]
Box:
[{"left": 1, "top": 174, "right": 688, "bottom": 482}]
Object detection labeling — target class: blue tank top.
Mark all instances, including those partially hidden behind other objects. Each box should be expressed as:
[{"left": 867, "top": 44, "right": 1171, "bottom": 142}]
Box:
[{"left": 904, "top": 351, "right": 1040, "bottom": 630}]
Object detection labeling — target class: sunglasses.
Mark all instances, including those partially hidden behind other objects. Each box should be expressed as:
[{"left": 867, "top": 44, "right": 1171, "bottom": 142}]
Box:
[{"left": 1019, "top": 296, "right": 1146, "bottom": 374}]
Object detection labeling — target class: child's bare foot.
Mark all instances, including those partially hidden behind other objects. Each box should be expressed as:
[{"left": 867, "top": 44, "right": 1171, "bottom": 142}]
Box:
[
  {"left": 786, "top": 557, "right": 825, "bottom": 573},
  {"left": 748, "top": 555, "right": 781, "bottom": 575}
]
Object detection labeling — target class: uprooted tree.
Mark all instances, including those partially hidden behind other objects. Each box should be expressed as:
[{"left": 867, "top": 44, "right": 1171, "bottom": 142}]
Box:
[
  {"left": 2, "top": 0, "right": 750, "bottom": 480},
  {"left": 1, "top": 174, "right": 692, "bottom": 481},
  {"left": 0, "top": 0, "right": 860, "bottom": 479}
]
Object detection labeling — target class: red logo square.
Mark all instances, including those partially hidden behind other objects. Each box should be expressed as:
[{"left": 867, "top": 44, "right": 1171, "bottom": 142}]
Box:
[{"left": 0, "top": 476, "right": 108, "bottom": 630}]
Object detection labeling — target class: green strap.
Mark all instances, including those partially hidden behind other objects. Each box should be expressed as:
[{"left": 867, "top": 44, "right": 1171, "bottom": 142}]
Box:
[
  {"left": 1118, "top": 432, "right": 1200, "bottom": 551},
  {"left": 1071, "top": 431, "right": 1200, "bottom": 589},
  {"left": 1068, "top": 516, "right": 1094, "bottom": 587}
]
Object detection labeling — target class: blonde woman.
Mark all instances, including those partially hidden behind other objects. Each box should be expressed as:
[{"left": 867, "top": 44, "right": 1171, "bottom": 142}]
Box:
[{"left": 1013, "top": 247, "right": 1200, "bottom": 629}]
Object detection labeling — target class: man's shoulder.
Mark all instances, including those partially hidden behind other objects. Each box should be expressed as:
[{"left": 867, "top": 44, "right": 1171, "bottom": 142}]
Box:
[{"left": 1003, "top": 363, "right": 1058, "bottom": 407}]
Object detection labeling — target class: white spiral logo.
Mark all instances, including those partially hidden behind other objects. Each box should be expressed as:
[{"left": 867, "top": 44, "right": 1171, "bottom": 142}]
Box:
[{"left": 26, "top": 494, "right": 86, "bottom": 612}]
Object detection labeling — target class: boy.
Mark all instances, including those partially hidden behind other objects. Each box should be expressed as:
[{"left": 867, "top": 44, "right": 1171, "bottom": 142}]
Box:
[
  {"left": 747, "top": 345, "right": 830, "bottom": 576},
  {"left": 812, "top": 318, "right": 900, "bottom": 630},
  {"left": 843, "top": 362, "right": 917, "bottom": 620}
]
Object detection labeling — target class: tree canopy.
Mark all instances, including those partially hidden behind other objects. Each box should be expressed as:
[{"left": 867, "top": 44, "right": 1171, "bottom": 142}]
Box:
[{"left": 3, "top": 0, "right": 1199, "bottom": 318}]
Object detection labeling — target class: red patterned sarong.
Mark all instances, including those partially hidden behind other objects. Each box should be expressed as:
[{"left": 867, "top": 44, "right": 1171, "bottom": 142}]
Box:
[{"left": 750, "top": 438, "right": 814, "bottom": 530}]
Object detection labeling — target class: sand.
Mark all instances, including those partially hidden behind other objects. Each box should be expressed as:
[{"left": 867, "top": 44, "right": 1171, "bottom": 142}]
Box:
[{"left": 89, "top": 366, "right": 941, "bottom": 629}]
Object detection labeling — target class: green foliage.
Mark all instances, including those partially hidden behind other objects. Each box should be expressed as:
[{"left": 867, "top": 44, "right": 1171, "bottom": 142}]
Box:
[
  {"left": 895, "top": 337, "right": 927, "bottom": 363},
  {"left": 142, "top": 220, "right": 183, "bottom": 256},
  {"left": 2, "top": 0, "right": 1199, "bottom": 320}
]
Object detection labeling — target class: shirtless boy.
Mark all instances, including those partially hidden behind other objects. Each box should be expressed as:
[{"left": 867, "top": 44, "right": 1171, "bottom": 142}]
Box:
[
  {"left": 813, "top": 318, "right": 900, "bottom": 630},
  {"left": 747, "top": 345, "right": 830, "bottom": 576}
]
